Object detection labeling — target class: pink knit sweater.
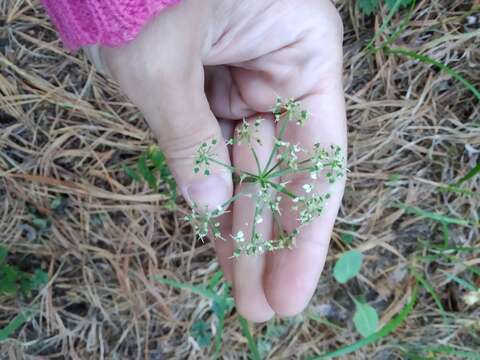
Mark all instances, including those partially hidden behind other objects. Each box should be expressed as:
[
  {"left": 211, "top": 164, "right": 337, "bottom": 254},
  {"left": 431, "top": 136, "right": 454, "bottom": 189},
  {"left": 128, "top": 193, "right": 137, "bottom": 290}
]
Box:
[{"left": 42, "top": 0, "right": 181, "bottom": 50}]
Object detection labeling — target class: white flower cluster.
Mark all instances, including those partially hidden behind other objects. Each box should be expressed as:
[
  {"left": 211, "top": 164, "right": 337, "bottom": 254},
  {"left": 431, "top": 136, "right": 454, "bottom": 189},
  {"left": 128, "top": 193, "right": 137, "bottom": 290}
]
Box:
[
  {"left": 185, "top": 205, "right": 227, "bottom": 241},
  {"left": 194, "top": 139, "right": 218, "bottom": 176},
  {"left": 187, "top": 98, "right": 346, "bottom": 258},
  {"left": 294, "top": 192, "right": 331, "bottom": 225},
  {"left": 231, "top": 118, "right": 263, "bottom": 146}
]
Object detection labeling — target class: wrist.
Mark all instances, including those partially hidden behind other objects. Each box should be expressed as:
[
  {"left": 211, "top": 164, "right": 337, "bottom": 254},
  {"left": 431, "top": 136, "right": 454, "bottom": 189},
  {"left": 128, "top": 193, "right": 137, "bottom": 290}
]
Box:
[{"left": 83, "top": 45, "right": 111, "bottom": 76}]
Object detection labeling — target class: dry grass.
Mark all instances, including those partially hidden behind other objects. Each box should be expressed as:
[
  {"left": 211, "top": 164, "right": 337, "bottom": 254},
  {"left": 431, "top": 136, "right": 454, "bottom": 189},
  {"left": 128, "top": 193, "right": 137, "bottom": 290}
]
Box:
[{"left": 1, "top": 0, "right": 479, "bottom": 359}]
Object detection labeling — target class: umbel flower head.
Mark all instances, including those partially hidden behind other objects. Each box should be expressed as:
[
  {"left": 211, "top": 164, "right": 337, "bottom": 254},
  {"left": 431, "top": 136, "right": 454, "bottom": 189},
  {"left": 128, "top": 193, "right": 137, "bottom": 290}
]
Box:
[
  {"left": 194, "top": 139, "right": 218, "bottom": 176},
  {"left": 187, "top": 98, "right": 346, "bottom": 258}
]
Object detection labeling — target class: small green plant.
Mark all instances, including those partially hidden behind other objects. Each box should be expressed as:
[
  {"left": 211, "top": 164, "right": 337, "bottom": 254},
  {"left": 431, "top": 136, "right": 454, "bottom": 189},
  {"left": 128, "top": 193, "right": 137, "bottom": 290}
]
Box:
[
  {"left": 0, "top": 246, "right": 48, "bottom": 297},
  {"left": 352, "top": 299, "right": 379, "bottom": 338},
  {"left": 155, "top": 272, "right": 234, "bottom": 356},
  {"left": 187, "top": 98, "right": 345, "bottom": 258},
  {"left": 333, "top": 250, "right": 363, "bottom": 284},
  {"left": 332, "top": 248, "right": 380, "bottom": 337},
  {"left": 124, "top": 145, "right": 178, "bottom": 209},
  {"left": 358, "top": 0, "right": 414, "bottom": 15}
]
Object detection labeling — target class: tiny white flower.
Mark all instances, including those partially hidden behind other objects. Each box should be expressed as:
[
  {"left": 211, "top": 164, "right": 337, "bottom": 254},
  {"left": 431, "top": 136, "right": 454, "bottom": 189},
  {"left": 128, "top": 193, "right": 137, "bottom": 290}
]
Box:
[
  {"left": 233, "top": 230, "right": 245, "bottom": 243},
  {"left": 310, "top": 171, "right": 318, "bottom": 180},
  {"left": 303, "top": 184, "right": 313, "bottom": 193}
]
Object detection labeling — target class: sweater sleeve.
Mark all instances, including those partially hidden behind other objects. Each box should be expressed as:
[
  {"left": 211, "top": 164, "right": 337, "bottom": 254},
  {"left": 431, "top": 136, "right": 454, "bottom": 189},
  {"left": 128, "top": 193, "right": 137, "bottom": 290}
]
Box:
[{"left": 41, "top": 0, "right": 181, "bottom": 50}]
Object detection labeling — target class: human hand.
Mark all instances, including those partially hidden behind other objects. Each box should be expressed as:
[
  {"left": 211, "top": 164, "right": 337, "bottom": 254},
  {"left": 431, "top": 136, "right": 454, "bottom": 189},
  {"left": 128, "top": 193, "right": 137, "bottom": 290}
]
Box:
[{"left": 101, "top": 0, "right": 346, "bottom": 322}]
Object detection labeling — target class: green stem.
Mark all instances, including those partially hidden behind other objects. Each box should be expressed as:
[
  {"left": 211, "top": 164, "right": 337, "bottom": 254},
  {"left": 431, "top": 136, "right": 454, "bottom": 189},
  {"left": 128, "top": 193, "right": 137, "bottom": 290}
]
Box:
[
  {"left": 264, "top": 115, "right": 290, "bottom": 172},
  {"left": 264, "top": 158, "right": 284, "bottom": 177},
  {"left": 209, "top": 158, "right": 257, "bottom": 179},
  {"left": 250, "top": 204, "right": 261, "bottom": 243},
  {"left": 267, "top": 181, "right": 298, "bottom": 199},
  {"left": 268, "top": 166, "right": 314, "bottom": 180},
  {"left": 250, "top": 146, "right": 263, "bottom": 176}
]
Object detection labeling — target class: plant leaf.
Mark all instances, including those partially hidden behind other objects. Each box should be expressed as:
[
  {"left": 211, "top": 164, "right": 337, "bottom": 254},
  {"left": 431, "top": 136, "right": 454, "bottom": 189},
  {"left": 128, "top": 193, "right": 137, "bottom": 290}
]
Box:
[
  {"left": 0, "top": 265, "right": 19, "bottom": 294},
  {"left": 333, "top": 250, "right": 363, "bottom": 284},
  {"left": 123, "top": 164, "right": 141, "bottom": 182},
  {"left": 30, "top": 269, "right": 48, "bottom": 289},
  {"left": 358, "top": 0, "right": 380, "bottom": 15},
  {"left": 0, "top": 311, "right": 34, "bottom": 341},
  {"left": 137, "top": 154, "right": 158, "bottom": 190},
  {"left": 385, "top": 0, "right": 414, "bottom": 9},
  {"left": 191, "top": 321, "right": 212, "bottom": 348},
  {"left": 0, "top": 246, "right": 7, "bottom": 264},
  {"left": 353, "top": 300, "right": 379, "bottom": 338}
]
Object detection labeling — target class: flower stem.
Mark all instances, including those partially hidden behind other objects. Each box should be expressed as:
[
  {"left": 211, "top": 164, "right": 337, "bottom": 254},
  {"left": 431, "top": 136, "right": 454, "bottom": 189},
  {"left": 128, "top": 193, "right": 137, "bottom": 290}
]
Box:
[{"left": 263, "top": 115, "right": 290, "bottom": 172}]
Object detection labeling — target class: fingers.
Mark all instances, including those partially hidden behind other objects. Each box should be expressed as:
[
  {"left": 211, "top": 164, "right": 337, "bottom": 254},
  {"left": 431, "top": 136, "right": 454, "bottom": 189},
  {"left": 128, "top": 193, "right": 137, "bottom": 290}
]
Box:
[
  {"left": 213, "top": 210, "right": 234, "bottom": 283},
  {"left": 145, "top": 76, "right": 233, "bottom": 213},
  {"left": 265, "top": 82, "right": 347, "bottom": 317},
  {"left": 205, "top": 66, "right": 256, "bottom": 120},
  {"left": 232, "top": 116, "right": 276, "bottom": 322},
  {"left": 212, "top": 119, "right": 235, "bottom": 283}
]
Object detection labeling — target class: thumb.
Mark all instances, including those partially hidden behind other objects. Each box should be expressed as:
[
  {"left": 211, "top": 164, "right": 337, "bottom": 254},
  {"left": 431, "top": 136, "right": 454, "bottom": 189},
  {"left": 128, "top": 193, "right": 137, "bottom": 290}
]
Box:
[
  {"left": 98, "top": 0, "right": 232, "bottom": 211},
  {"left": 140, "top": 72, "right": 233, "bottom": 211}
]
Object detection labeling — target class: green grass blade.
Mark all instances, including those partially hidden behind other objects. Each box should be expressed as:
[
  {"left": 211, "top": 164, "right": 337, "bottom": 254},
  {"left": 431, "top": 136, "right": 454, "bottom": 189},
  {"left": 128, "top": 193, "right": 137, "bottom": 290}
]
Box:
[
  {"left": 438, "top": 184, "right": 476, "bottom": 197},
  {"left": 385, "top": 47, "right": 480, "bottom": 101},
  {"left": 154, "top": 276, "right": 219, "bottom": 300},
  {"left": 208, "top": 271, "right": 224, "bottom": 291},
  {"left": 443, "top": 272, "right": 477, "bottom": 292},
  {"left": 366, "top": 0, "right": 410, "bottom": 50},
  {"left": 0, "top": 310, "right": 34, "bottom": 342},
  {"left": 214, "top": 302, "right": 226, "bottom": 358},
  {"left": 381, "top": 1, "right": 417, "bottom": 49},
  {"left": 393, "top": 203, "right": 473, "bottom": 226},
  {"left": 310, "top": 285, "right": 418, "bottom": 360},
  {"left": 213, "top": 285, "right": 232, "bottom": 358},
  {"left": 411, "top": 270, "right": 448, "bottom": 323},
  {"left": 421, "top": 345, "right": 480, "bottom": 359},
  {"left": 137, "top": 154, "right": 158, "bottom": 191},
  {"left": 239, "top": 316, "right": 261, "bottom": 360},
  {"left": 456, "top": 162, "right": 480, "bottom": 186}
]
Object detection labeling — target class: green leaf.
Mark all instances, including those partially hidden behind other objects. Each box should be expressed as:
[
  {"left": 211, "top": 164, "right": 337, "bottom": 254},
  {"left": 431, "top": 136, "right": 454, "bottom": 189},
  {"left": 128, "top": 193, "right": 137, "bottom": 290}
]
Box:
[
  {"left": 191, "top": 321, "right": 212, "bottom": 348},
  {"left": 239, "top": 316, "right": 261, "bottom": 360},
  {"left": 353, "top": 300, "right": 379, "bottom": 338},
  {"left": 456, "top": 162, "right": 480, "bottom": 186},
  {"left": 50, "top": 197, "right": 63, "bottom": 210},
  {"left": 358, "top": 0, "right": 380, "bottom": 15},
  {"left": 0, "top": 311, "right": 34, "bottom": 341},
  {"left": 0, "top": 265, "right": 19, "bottom": 294},
  {"left": 393, "top": 203, "right": 474, "bottom": 226},
  {"left": 385, "top": 47, "right": 480, "bottom": 102},
  {"left": 30, "top": 269, "right": 48, "bottom": 289},
  {"left": 340, "top": 233, "right": 354, "bottom": 245},
  {"left": 148, "top": 147, "right": 167, "bottom": 172},
  {"left": 385, "top": 0, "right": 414, "bottom": 9},
  {"left": 137, "top": 154, "right": 158, "bottom": 190},
  {"left": 310, "top": 285, "right": 418, "bottom": 359},
  {"left": 0, "top": 246, "right": 7, "bottom": 264},
  {"left": 333, "top": 250, "right": 363, "bottom": 284},
  {"left": 31, "top": 217, "right": 48, "bottom": 230},
  {"left": 123, "top": 164, "right": 141, "bottom": 182}
]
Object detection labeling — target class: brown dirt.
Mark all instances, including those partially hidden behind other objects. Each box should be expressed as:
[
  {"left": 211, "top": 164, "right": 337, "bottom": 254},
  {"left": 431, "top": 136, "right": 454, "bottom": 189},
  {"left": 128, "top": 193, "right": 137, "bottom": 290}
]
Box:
[{"left": 1, "top": 0, "right": 479, "bottom": 359}]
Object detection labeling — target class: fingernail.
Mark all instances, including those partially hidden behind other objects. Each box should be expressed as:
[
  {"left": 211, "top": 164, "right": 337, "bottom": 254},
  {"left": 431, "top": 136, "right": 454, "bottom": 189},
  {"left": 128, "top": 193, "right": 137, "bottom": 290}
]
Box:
[{"left": 184, "top": 175, "right": 232, "bottom": 211}]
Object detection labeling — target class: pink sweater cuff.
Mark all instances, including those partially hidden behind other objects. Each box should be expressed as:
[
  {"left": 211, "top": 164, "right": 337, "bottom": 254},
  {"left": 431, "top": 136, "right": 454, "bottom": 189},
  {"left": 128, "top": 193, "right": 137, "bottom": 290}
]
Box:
[{"left": 41, "top": 0, "right": 181, "bottom": 50}]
